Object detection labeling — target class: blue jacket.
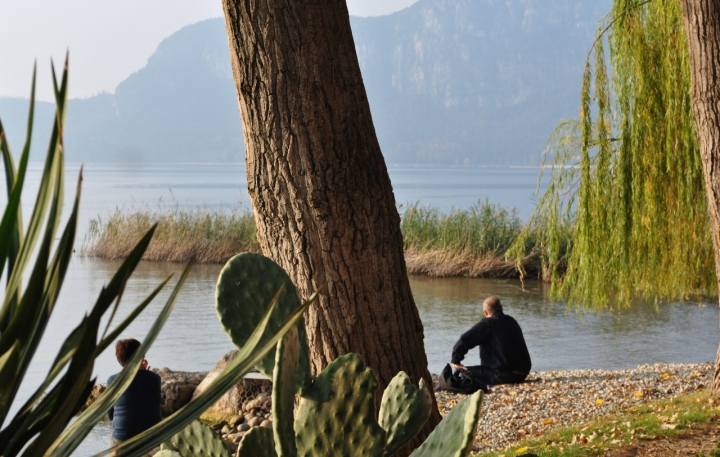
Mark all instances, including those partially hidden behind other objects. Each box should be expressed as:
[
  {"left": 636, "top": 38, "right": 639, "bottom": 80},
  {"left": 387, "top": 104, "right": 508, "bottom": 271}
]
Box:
[{"left": 107, "top": 370, "right": 163, "bottom": 441}]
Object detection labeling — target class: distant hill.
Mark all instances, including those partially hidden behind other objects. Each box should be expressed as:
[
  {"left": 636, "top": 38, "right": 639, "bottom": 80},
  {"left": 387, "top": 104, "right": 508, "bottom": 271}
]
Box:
[{"left": 0, "top": 0, "right": 611, "bottom": 165}]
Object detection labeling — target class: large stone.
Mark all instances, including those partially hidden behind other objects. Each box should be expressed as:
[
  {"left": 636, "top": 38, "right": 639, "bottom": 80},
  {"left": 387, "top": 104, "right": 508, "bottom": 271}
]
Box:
[
  {"left": 193, "top": 350, "right": 272, "bottom": 425},
  {"left": 154, "top": 368, "right": 207, "bottom": 416}
]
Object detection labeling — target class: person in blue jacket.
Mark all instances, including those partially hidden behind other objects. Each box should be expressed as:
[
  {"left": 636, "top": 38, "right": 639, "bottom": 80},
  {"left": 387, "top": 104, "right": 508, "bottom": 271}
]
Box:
[{"left": 107, "top": 339, "right": 162, "bottom": 448}]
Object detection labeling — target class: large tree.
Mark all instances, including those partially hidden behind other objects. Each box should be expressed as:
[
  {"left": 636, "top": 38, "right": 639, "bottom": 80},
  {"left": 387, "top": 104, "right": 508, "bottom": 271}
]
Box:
[
  {"left": 220, "top": 0, "right": 441, "bottom": 446},
  {"left": 680, "top": 0, "right": 720, "bottom": 394},
  {"left": 512, "top": 0, "right": 720, "bottom": 395}
]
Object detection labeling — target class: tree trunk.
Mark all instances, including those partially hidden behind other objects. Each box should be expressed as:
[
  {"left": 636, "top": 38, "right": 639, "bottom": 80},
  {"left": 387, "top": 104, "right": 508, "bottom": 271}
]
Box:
[
  {"left": 680, "top": 0, "right": 720, "bottom": 397},
  {"left": 221, "top": 0, "right": 441, "bottom": 447}
]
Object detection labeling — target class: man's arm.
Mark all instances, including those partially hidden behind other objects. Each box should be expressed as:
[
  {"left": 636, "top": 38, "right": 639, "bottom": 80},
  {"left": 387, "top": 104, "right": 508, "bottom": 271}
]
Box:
[{"left": 451, "top": 321, "right": 489, "bottom": 365}]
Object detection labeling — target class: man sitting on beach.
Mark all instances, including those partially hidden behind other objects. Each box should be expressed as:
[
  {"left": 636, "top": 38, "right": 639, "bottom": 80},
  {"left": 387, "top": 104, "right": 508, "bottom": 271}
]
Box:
[
  {"left": 107, "top": 339, "right": 162, "bottom": 447},
  {"left": 451, "top": 296, "right": 531, "bottom": 387}
]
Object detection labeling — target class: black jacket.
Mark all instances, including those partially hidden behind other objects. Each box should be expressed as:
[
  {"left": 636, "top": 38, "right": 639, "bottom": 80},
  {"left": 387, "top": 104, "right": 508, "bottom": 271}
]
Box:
[
  {"left": 107, "top": 370, "right": 162, "bottom": 441},
  {"left": 451, "top": 311, "right": 531, "bottom": 373}
]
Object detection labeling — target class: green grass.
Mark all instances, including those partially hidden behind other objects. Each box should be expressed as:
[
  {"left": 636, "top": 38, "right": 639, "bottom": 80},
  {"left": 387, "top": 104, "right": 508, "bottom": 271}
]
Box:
[{"left": 475, "top": 390, "right": 718, "bottom": 457}]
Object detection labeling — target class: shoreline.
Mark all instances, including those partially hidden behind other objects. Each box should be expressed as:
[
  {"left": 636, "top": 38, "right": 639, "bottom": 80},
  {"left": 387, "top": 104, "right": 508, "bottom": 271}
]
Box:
[
  {"left": 436, "top": 361, "right": 713, "bottom": 454},
  {"left": 81, "top": 248, "right": 543, "bottom": 279}
]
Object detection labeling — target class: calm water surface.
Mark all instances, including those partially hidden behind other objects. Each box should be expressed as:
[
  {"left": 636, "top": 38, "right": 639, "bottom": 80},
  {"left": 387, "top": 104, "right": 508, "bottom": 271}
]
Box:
[{"left": 2, "top": 163, "right": 716, "bottom": 454}]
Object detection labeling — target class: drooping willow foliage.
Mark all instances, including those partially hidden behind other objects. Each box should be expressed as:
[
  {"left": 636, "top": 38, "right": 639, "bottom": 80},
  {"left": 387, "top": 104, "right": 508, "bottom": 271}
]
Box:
[{"left": 509, "top": 0, "right": 715, "bottom": 308}]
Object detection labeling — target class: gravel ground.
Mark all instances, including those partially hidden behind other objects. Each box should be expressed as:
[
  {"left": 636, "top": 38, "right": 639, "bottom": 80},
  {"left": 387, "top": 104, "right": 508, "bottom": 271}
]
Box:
[{"left": 433, "top": 362, "right": 713, "bottom": 454}]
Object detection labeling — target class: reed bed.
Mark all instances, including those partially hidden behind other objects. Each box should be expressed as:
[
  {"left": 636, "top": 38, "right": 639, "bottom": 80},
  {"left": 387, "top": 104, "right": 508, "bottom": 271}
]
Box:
[
  {"left": 400, "top": 201, "right": 541, "bottom": 278},
  {"left": 82, "top": 205, "right": 259, "bottom": 263},
  {"left": 83, "top": 201, "right": 544, "bottom": 278}
]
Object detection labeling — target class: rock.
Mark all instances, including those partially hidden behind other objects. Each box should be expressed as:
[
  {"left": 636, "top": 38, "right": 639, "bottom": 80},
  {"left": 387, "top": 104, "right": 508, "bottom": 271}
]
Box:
[
  {"left": 237, "top": 423, "right": 250, "bottom": 432},
  {"left": 81, "top": 384, "right": 107, "bottom": 413},
  {"left": 221, "top": 425, "right": 232, "bottom": 434},
  {"left": 260, "top": 420, "right": 272, "bottom": 428},
  {"left": 244, "top": 413, "right": 255, "bottom": 423},
  {"left": 244, "top": 398, "right": 262, "bottom": 411},
  {"left": 158, "top": 369, "right": 207, "bottom": 416},
  {"left": 194, "top": 350, "right": 271, "bottom": 426},
  {"left": 248, "top": 416, "right": 263, "bottom": 427}
]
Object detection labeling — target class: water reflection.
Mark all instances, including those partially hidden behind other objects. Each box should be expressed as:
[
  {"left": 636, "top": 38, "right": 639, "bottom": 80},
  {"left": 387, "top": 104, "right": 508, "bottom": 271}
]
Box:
[{"left": 410, "top": 276, "right": 719, "bottom": 374}]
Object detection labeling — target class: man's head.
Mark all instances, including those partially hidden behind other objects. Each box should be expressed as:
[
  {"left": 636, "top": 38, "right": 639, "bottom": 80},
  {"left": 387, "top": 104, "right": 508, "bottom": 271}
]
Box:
[
  {"left": 483, "top": 296, "right": 503, "bottom": 317},
  {"left": 115, "top": 338, "right": 142, "bottom": 367}
]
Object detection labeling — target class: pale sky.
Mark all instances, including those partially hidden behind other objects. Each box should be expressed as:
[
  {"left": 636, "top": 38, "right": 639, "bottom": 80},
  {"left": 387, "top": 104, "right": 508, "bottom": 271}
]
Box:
[{"left": 0, "top": 0, "right": 418, "bottom": 101}]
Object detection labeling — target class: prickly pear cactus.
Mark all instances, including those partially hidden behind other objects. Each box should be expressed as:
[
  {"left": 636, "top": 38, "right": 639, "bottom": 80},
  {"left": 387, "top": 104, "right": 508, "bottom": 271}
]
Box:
[
  {"left": 272, "top": 326, "right": 299, "bottom": 457},
  {"left": 408, "top": 390, "right": 483, "bottom": 457},
  {"left": 236, "top": 426, "right": 278, "bottom": 457},
  {"left": 153, "top": 451, "right": 183, "bottom": 457},
  {"left": 216, "top": 252, "right": 311, "bottom": 393},
  {"left": 160, "top": 420, "right": 230, "bottom": 457},
  {"left": 379, "top": 372, "right": 433, "bottom": 456},
  {"left": 294, "top": 353, "right": 386, "bottom": 457}
]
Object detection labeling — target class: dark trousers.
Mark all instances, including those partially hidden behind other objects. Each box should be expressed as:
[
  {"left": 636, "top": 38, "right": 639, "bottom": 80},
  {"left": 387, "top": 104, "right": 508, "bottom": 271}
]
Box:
[{"left": 465, "top": 366, "right": 527, "bottom": 387}]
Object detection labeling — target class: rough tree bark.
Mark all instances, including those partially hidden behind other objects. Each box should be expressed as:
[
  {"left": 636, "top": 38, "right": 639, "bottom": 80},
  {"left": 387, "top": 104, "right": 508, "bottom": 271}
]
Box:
[
  {"left": 221, "top": 0, "right": 441, "bottom": 446},
  {"left": 680, "top": 0, "right": 720, "bottom": 397}
]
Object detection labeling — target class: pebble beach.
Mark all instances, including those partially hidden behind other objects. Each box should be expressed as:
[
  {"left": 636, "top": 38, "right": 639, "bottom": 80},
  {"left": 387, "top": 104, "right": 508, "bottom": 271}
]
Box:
[{"left": 434, "top": 362, "right": 713, "bottom": 454}]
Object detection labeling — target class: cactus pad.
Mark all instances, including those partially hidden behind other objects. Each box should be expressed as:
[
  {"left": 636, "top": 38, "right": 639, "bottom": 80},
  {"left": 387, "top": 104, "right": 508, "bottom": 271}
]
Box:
[
  {"left": 236, "top": 426, "right": 278, "bottom": 457},
  {"left": 160, "top": 420, "right": 230, "bottom": 457},
  {"left": 216, "top": 252, "right": 311, "bottom": 392},
  {"left": 408, "top": 390, "right": 483, "bottom": 457},
  {"left": 153, "top": 451, "right": 183, "bottom": 457},
  {"left": 272, "top": 326, "right": 299, "bottom": 457},
  {"left": 294, "top": 353, "right": 386, "bottom": 457},
  {"left": 379, "top": 372, "right": 433, "bottom": 456}
]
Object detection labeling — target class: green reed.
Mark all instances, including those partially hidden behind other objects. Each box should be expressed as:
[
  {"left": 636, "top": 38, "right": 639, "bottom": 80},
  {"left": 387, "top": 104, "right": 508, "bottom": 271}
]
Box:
[
  {"left": 84, "top": 204, "right": 259, "bottom": 263},
  {"left": 400, "top": 200, "right": 532, "bottom": 257}
]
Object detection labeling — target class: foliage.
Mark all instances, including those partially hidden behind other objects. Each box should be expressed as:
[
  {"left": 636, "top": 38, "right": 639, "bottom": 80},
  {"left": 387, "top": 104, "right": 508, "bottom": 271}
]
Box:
[
  {"left": 0, "top": 63, "right": 312, "bottom": 457},
  {"left": 84, "top": 204, "right": 259, "bottom": 263},
  {"left": 509, "top": 0, "right": 712, "bottom": 308},
  {"left": 162, "top": 252, "right": 484, "bottom": 457}
]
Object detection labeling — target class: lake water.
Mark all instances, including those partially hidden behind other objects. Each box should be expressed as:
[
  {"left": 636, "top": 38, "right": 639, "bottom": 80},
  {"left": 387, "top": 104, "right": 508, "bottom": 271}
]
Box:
[{"left": 2, "top": 163, "right": 718, "bottom": 455}]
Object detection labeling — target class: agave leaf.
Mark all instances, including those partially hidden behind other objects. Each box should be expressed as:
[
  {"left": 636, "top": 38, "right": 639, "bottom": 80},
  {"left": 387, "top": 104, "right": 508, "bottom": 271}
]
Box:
[
  {"left": 0, "top": 62, "right": 65, "bottom": 329},
  {"left": 0, "top": 341, "right": 21, "bottom": 420},
  {"left": 94, "top": 275, "right": 172, "bottom": 358},
  {"left": 0, "top": 146, "right": 64, "bottom": 428},
  {"left": 100, "top": 290, "right": 319, "bottom": 457},
  {"left": 0, "top": 64, "right": 33, "bottom": 281}
]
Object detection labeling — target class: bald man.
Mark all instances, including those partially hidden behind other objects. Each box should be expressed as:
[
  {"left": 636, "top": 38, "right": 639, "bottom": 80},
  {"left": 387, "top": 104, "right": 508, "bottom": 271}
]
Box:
[{"left": 451, "top": 296, "right": 531, "bottom": 386}]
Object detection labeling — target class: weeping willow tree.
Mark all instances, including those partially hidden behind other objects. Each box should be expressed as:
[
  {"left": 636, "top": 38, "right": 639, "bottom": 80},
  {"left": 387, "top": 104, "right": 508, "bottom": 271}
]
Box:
[{"left": 511, "top": 0, "right": 715, "bottom": 309}]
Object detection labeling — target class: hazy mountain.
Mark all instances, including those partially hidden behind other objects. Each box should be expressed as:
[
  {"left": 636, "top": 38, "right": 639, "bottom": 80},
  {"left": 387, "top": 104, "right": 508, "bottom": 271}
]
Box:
[{"left": 0, "top": 0, "right": 611, "bottom": 165}]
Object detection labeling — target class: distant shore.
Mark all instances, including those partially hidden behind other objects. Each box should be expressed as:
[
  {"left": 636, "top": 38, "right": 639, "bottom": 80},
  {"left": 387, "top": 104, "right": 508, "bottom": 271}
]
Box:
[{"left": 82, "top": 202, "right": 549, "bottom": 279}]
